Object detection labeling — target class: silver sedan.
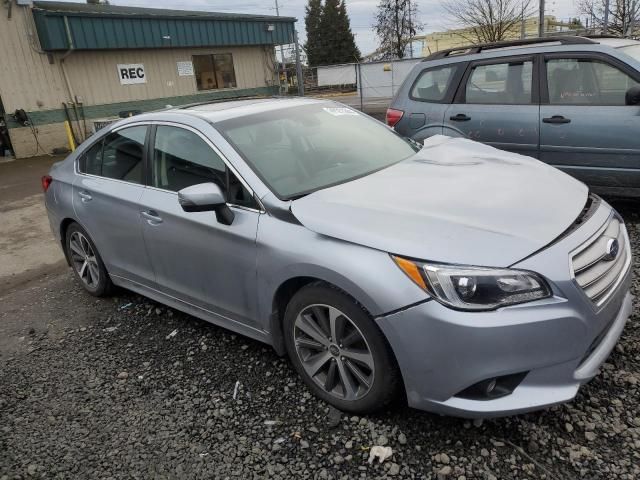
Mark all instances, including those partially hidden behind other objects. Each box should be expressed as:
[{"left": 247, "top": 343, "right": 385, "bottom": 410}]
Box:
[{"left": 43, "top": 98, "right": 633, "bottom": 417}]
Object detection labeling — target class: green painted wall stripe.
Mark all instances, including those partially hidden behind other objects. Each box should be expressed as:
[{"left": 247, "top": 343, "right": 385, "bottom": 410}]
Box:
[{"left": 6, "top": 86, "right": 279, "bottom": 129}]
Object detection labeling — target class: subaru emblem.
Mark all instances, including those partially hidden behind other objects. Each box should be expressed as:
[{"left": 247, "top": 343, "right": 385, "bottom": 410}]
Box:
[{"left": 604, "top": 238, "right": 619, "bottom": 261}]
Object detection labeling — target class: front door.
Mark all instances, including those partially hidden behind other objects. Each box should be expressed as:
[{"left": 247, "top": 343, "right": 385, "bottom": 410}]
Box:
[
  {"left": 73, "top": 124, "right": 156, "bottom": 286},
  {"left": 443, "top": 56, "right": 540, "bottom": 159},
  {"left": 539, "top": 54, "right": 640, "bottom": 193},
  {"left": 139, "top": 124, "right": 262, "bottom": 327}
]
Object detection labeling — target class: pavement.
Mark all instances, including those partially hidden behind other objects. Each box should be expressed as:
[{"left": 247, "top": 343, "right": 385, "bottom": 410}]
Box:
[{"left": 1, "top": 153, "right": 640, "bottom": 479}]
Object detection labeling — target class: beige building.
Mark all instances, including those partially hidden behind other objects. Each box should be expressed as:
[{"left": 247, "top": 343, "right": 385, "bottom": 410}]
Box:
[
  {"left": 0, "top": 1, "right": 296, "bottom": 159},
  {"left": 417, "top": 16, "right": 578, "bottom": 55}
]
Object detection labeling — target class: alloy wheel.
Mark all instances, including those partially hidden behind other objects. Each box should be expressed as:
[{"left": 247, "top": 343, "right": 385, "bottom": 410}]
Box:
[
  {"left": 69, "top": 231, "right": 101, "bottom": 289},
  {"left": 293, "top": 304, "right": 375, "bottom": 401}
]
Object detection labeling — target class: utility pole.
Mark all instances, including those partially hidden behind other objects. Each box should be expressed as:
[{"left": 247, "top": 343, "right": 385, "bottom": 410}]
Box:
[
  {"left": 538, "top": 0, "right": 546, "bottom": 36},
  {"left": 521, "top": 1, "right": 526, "bottom": 38},
  {"left": 629, "top": 0, "right": 638, "bottom": 37},
  {"left": 275, "top": 0, "right": 288, "bottom": 92},
  {"left": 408, "top": 0, "right": 413, "bottom": 58},
  {"left": 294, "top": 30, "right": 304, "bottom": 96},
  {"left": 603, "top": 0, "right": 610, "bottom": 33}
]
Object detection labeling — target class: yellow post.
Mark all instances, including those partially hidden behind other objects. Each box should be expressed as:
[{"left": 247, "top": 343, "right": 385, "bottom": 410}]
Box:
[{"left": 64, "top": 120, "right": 76, "bottom": 152}]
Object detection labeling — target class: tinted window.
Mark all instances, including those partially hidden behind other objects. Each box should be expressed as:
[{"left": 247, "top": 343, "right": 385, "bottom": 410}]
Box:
[
  {"left": 152, "top": 125, "right": 257, "bottom": 208},
  {"left": 100, "top": 126, "right": 146, "bottom": 184},
  {"left": 466, "top": 61, "right": 533, "bottom": 104},
  {"left": 80, "top": 139, "right": 103, "bottom": 175},
  {"left": 547, "top": 58, "right": 639, "bottom": 105},
  {"left": 411, "top": 65, "right": 457, "bottom": 101},
  {"left": 217, "top": 103, "right": 419, "bottom": 199}
]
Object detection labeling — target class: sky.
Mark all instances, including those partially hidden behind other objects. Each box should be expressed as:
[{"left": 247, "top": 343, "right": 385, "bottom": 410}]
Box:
[{"left": 39, "top": 0, "right": 579, "bottom": 56}]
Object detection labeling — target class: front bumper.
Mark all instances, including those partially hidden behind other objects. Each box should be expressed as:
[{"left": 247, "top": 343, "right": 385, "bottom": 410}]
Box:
[{"left": 377, "top": 201, "right": 633, "bottom": 418}]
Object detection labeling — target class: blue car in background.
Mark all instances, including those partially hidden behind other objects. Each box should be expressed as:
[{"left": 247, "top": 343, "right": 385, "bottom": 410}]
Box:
[{"left": 389, "top": 36, "right": 640, "bottom": 197}]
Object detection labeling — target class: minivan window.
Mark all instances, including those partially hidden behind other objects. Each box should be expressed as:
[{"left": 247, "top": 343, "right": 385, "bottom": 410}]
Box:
[
  {"left": 410, "top": 65, "right": 457, "bottom": 102},
  {"left": 152, "top": 125, "right": 257, "bottom": 209},
  {"left": 217, "top": 103, "right": 419, "bottom": 199},
  {"left": 79, "top": 126, "right": 146, "bottom": 184},
  {"left": 546, "top": 58, "right": 639, "bottom": 105},
  {"left": 465, "top": 61, "right": 533, "bottom": 104}
]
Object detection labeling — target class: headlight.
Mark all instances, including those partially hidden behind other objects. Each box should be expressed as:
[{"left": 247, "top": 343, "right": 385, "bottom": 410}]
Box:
[{"left": 392, "top": 256, "right": 551, "bottom": 311}]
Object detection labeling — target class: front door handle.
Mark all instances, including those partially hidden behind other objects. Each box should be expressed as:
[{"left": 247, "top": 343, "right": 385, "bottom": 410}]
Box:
[
  {"left": 543, "top": 115, "right": 571, "bottom": 124},
  {"left": 78, "top": 191, "right": 92, "bottom": 202},
  {"left": 450, "top": 113, "right": 471, "bottom": 122},
  {"left": 141, "top": 210, "right": 163, "bottom": 224}
]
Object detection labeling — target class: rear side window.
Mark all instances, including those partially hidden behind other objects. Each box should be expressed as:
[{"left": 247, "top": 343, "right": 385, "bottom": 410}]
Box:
[
  {"left": 101, "top": 127, "right": 146, "bottom": 184},
  {"left": 79, "top": 126, "right": 147, "bottom": 183},
  {"left": 410, "top": 65, "right": 457, "bottom": 102},
  {"left": 546, "top": 58, "right": 639, "bottom": 105},
  {"left": 465, "top": 61, "right": 533, "bottom": 104}
]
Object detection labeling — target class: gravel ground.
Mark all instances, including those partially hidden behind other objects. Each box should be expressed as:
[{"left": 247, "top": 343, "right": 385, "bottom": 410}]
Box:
[{"left": 1, "top": 201, "right": 639, "bottom": 480}]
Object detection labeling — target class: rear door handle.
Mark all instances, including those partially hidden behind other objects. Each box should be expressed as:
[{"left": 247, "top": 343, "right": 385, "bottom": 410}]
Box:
[
  {"left": 78, "top": 191, "right": 92, "bottom": 202},
  {"left": 141, "top": 210, "right": 163, "bottom": 224},
  {"left": 543, "top": 115, "right": 571, "bottom": 124},
  {"left": 450, "top": 113, "right": 471, "bottom": 122}
]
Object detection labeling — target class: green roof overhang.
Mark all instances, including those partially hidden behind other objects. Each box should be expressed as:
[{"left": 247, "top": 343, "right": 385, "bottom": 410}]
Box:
[{"left": 32, "top": 1, "right": 297, "bottom": 51}]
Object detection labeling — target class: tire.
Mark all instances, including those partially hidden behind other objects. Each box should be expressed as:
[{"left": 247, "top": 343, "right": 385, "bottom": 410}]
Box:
[
  {"left": 283, "top": 283, "right": 400, "bottom": 413},
  {"left": 65, "top": 222, "right": 113, "bottom": 297}
]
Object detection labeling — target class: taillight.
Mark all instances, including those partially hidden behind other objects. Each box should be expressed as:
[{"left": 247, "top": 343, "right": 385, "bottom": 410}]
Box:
[
  {"left": 41, "top": 175, "right": 52, "bottom": 192},
  {"left": 386, "top": 108, "right": 404, "bottom": 127}
]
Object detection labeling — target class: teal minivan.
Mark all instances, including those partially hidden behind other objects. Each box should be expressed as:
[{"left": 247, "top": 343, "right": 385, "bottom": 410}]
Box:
[{"left": 389, "top": 36, "right": 640, "bottom": 197}]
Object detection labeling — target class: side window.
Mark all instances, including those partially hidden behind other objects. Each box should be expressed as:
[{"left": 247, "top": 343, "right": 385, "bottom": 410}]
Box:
[
  {"left": 465, "top": 61, "right": 533, "bottom": 104},
  {"left": 100, "top": 126, "right": 147, "bottom": 184},
  {"left": 411, "top": 65, "right": 457, "bottom": 102},
  {"left": 546, "top": 58, "right": 639, "bottom": 105},
  {"left": 152, "top": 125, "right": 257, "bottom": 209},
  {"left": 79, "top": 139, "right": 103, "bottom": 175}
]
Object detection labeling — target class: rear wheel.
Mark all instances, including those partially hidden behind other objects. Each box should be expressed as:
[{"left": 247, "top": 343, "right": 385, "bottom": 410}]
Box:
[
  {"left": 283, "top": 283, "right": 400, "bottom": 413},
  {"left": 65, "top": 223, "right": 113, "bottom": 297}
]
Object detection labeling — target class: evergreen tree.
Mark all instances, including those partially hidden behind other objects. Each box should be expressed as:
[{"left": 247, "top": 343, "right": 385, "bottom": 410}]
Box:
[
  {"left": 304, "top": 0, "right": 324, "bottom": 66},
  {"left": 315, "top": 0, "right": 361, "bottom": 65},
  {"left": 336, "top": 1, "right": 361, "bottom": 62}
]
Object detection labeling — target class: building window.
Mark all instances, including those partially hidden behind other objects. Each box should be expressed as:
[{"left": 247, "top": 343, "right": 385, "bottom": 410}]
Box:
[{"left": 193, "top": 54, "right": 237, "bottom": 91}]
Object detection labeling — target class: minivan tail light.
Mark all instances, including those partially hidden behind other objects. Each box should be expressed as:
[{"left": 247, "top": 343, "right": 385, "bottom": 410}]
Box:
[
  {"left": 41, "top": 175, "right": 53, "bottom": 192},
  {"left": 386, "top": 108, "right": 404, "bottom": 127}
]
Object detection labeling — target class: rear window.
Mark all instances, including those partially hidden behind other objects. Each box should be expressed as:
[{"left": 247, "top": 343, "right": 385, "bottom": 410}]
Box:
[{"left": 410, "top": 65, "right": 458, "bottom": 102}]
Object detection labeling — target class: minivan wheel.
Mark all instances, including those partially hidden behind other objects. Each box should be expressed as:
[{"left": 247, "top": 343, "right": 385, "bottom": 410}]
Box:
[
  {"left": 65, "top": 223, "right": 113, "bottom": 297},
  {"left": 283, "top": 283, "right": 400, "bottom": 413}
]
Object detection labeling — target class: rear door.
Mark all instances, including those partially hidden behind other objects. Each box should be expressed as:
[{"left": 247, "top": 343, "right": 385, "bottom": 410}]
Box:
[
  {"left": 443, "top": 55, "right": 540, "bottom": 158},
  {"left": 539, "top": 53, "right": 640, "bottom": 193},
  {"left": 73, "top": 124, "right": 156, "bottom": 286},
  {"left": 393, "top": 62, "right": 465, "bottom": 142}
]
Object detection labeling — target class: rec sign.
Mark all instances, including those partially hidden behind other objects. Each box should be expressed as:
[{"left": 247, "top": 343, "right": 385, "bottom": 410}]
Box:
[{"left": 117, "top": 64, "right": 146, "bottom": 85}]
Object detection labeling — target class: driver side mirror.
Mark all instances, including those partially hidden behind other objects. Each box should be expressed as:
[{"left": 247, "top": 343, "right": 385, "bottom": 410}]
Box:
[
  {"left": 178, "top": 182, "right": 235, "bottom": 225},
  {"left": 625, "top": 85, "right": 640, "bottom": 106}
]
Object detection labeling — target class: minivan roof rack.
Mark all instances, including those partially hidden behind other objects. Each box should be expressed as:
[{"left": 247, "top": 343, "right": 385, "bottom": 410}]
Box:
[{"left": 424, "top": 36, "right": 597, "bottom": 60}]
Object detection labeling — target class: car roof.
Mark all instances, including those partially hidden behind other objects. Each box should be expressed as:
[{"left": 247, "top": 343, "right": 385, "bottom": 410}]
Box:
[
  {"left": 421, "top": 36, "right": 640, "bottom": 65},
  {"left": 108, "top": 97, "right": 329, "bottom": 128}
]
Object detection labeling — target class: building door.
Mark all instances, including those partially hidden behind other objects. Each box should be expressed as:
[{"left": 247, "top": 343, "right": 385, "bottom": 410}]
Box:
[{"left": 0, "top": 96, "right": 13, "bottom": 157}]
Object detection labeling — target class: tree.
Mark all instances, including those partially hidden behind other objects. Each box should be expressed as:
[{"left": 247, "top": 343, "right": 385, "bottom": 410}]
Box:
[
  {"left": 374, "top": 0, "right": 423, "bottom": 59},
  {"left": 442, "top": 0, "right": 534, "bottom": 44},
  {"left": 304, "top": 0, "right": 324, "bottom": 66},
  {"left": 578, "top": 0, "right": 640, "bottom": 36},
  {"left": 306, "top": 0, "right": 361, "bottom": 65},
  {"left": 336, "top": 1, "right": 362, "bottom": 62}
]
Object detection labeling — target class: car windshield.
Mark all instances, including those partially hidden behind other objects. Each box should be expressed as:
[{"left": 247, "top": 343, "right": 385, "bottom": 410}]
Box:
[
  {"left": 618, "top": 44, "right": 640, "bottom": 62},
  {"left": 216, "top": 102, "right": 419, "bottom": 199}
]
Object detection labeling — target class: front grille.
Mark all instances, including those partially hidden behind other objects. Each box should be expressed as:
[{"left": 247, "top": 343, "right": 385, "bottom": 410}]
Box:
[{"left": 571, "top": 215, "right": 631, "bottom": 307}]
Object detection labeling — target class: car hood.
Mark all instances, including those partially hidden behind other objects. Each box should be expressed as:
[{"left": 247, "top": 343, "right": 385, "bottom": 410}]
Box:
[{"left": 290, "top": 135, "right": 588, "bottom": 267}]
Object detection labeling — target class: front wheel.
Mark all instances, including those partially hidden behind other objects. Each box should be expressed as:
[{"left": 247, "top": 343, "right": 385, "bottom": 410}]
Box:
[{"left": 283, "top": 283, "right": 400, "bottom": 413}]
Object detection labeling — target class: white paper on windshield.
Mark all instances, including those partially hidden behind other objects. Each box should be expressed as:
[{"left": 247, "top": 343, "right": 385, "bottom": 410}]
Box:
[{"left": 322, "top": 107, "right": 359, "bottom": 116}]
